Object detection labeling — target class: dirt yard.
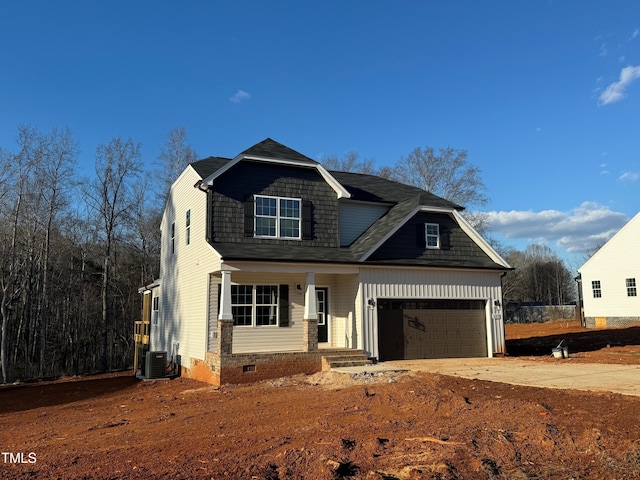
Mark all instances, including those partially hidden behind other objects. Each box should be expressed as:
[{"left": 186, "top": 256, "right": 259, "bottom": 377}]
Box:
[{"left": 2, "top": 320, "right": 640, "bottom": 479}]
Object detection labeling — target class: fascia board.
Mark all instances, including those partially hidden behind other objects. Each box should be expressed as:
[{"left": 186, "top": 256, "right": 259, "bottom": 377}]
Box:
[
  {"left": 578, "top": 211, "right": 639, "bottom": 273},
  {"left": 358, "top": 205, "right": 455, "bottom": 262},
  {"left": 452, "top": 210, "right": 511, "bottom": 268},
  {"left": 219, "top": 260, "right": 359, "bottom": 275},
  {"left": 201, "top": 154, "right": 351, "bottom": 199}
]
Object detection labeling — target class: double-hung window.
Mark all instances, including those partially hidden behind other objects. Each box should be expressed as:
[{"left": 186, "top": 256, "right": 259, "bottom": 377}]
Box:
[
  {"left": 186, "top": 209, "right": 191, "bottom": 245},
  {"left": 425, "top": 223, "right": 440, "bottom": 248},
  {"left": 231, "top": 284, "right": 279, "bottom": 327},
  {"left": 592, "top": 280, "right": 602, "bottom": 298},
  {"left": 627, "top": 278, "right": 637, "bottom": 297},
  {"left": 255, "top": 195, "right": 301, "bottom": 239}
]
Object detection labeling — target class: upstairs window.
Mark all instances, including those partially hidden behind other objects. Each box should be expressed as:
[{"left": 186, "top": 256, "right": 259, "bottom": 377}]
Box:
[
  {"left": 186, "top": 209, "right": 191, "bottom": 245},
  {"left": 171, "top": 222, "right": 175, "bottom": 254},
  {"left": 627, "top": 278, "right": 637, "bottom": 297},
  {"left": 592, "top": 280, "right": 602, "bottom": 298},
  {"left": 255, "top": 195, "right": 301, "bottom": 239},
  {"left": 425, "top": 223, "right": 440, "bottom": 248}
]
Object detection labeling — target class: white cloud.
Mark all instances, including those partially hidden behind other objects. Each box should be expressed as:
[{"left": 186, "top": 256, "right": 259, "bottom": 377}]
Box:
[
  {"left": 485, "top": 203, "right": 628, "bottom": 253},
  {"left": 229, "top": 90, "right": 251, "bottom": 103},
  {"left": 598, "top": 65, "right": 640, "bottom": 105},
  {"left": 619, "top": 171, "right": 640, "bottom": 182},
  {"left": 630, "top": 28, "right": 639, "bottom": 40}
]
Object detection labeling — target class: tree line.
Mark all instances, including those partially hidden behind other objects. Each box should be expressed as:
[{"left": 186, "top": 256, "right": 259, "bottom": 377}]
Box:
[{"left": 0, "top": 125, "right": 193, "bottom": 384}]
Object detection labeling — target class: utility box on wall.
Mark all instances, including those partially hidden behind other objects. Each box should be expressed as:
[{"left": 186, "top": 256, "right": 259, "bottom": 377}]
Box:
[{"left": 145, "top": 351, "right": 167, "bottom": 379}]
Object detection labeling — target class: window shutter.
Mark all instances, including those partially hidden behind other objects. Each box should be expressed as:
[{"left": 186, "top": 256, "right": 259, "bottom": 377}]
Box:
[
  {"left": 302, "top": 200, "right": 313, "bottom": 240},
  {"left": 279, "top": 285, "right": 289, "bottom": 327},
  {"left": 440, "top": 226, "right": 452, "bottom": 250},
  {"left": 416, "top": 223, "right": 426, "bottom": 248},
  {"left": 244, "top": 196, "right": 254, "bottom": 237},
  {"left": 206, "top": 190, "right": 214, "bottom": 243}
]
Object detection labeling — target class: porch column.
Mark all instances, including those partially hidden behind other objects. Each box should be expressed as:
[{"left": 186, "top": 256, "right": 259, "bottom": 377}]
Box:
[
  {"left": 303, "top": 272, "right": 318, "bottom": 352},
  {"left": 218, "top": 270, "right": 233, "bottom": 356}
]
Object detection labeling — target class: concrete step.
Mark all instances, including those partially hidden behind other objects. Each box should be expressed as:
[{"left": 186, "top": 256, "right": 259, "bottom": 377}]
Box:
[{"left": 321, "top": 351, "right": 372, "bottom": 370}]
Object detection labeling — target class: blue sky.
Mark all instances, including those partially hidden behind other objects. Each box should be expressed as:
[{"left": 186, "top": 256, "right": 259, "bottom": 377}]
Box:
[{"left": 1, "top": 1, "right": 638, "bottom": 267}]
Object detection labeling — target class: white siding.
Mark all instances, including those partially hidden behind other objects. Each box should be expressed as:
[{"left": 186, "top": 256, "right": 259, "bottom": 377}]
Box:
[
  {"left": 359, "top": 267, "right": 505, "bottom": 359},
  {"left": 580, "top": 212, "right": 640, "bottom": 318},
  {"left": 157, "top": 166, "right": 220, "bottom": 368},
  {"left": 339, "top": 202, "right": 389, "bottom": 246}
]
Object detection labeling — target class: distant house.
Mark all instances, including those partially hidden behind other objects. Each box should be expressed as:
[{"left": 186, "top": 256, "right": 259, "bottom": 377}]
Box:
[
  {"left": 140, "top": 138, "right": 511, "bottom": 385},
  {"left": 578, "top": 212, "right": 640, "bottom": 328}
]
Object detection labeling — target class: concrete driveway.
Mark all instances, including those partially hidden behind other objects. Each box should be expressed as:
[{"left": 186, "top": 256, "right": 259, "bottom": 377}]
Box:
[{"left": 334, "top": 358, "right": 640, "bottom": 397}]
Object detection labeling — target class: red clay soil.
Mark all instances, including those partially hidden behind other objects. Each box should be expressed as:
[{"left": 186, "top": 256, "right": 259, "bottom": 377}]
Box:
[{"left": 2, "top": 320, "right": 640, "bottom": 479}]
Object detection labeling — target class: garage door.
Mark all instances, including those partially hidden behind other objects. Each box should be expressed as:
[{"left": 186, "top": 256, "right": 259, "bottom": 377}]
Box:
[{"left": 377, "top": 299, "right": 487, "bottom": 361}]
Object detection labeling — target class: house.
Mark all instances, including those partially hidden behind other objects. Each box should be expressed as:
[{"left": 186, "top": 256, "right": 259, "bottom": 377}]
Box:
[
  {"left": 142, "top": 138, "right": 511, "bottom": 385},
  {"left": 578, "top": 212, "right": 640, "bottom": 328}
]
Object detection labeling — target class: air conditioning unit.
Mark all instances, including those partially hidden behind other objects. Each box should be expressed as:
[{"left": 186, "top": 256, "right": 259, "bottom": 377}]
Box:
[{"left": 145, "top": 351, "right": 167, "bottom": 379}]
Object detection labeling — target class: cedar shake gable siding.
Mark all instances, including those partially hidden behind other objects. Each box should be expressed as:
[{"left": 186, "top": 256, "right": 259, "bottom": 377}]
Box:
[
  {"left": 368, "top": 211, "right": 502, "bottom": 268},
  {"left": 209, "top": 160, "right": 338, "bottom": 248}
]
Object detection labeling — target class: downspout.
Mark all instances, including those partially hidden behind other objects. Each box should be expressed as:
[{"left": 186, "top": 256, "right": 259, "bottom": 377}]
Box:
[
  {"left": 574, "top": 273, "right": 584, "bottom": 328},
  {"left": 500, "top": 271, "right": 508, "bottom": 356}
]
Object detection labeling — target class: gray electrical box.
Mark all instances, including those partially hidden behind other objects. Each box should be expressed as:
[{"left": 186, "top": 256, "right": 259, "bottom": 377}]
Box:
[{"left": 145, "top": 351, "right": 167, "bottom": 379}]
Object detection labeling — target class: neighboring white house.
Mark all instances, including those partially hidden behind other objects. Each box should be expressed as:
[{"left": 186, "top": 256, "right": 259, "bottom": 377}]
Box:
[
  {"left": 578, "top": 212, "right": 640, "bottom": 328},
  {"left": 142, "top": 139, "right": 512, "bottom": 385}
]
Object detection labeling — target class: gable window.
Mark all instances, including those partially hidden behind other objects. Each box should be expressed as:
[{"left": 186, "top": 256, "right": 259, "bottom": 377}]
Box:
[
  {"left": 171, "top": 222, "right": 175, "bottom": 254},
  {"left": 627, "top": 278, "right": 637, "bottom": 297},
  {"left": 255, "top": 195, "right": 301, "bottom": 239},
  {"left": 231, "top": 284, "right": 279, "bottom": 327},
  {"left": 186, "top": 209, "right": 191, "bottom": 245},
  {"left": 592, "top": 280, "right": 602, "bottom": 298},
  {"left": 425, "top": 223, "right": 440, "bottom": 248}
]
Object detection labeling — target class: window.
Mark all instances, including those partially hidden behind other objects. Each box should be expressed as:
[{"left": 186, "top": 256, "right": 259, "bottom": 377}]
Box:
[
  {"left": 152, "top": 297, "right": 159, "bottom": 326},
  {"left": 627, "top": 278, "right": 637, "bottom": 297},
  {"left": 171, "top": 222, "right": 175, "bottom": 254},
  {"left": 231, "top": 285, "right": 279, "bottom": 327},
  {"left": 425, "top": 223, "right": 440, "bottom": 248},
  {"left": 255, "top": 196, "right": 301, "bottom": 239},
  {"left": 592, "top": 280, "right": 602, "bottom": 298},
  {"left": 186, "top": 209, "right": 191, "bottom": 245}
]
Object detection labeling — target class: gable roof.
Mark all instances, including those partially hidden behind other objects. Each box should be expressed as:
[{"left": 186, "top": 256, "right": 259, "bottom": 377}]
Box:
[
  {"left": 201, "top": 138, "right": 351, "bottom": 199},
  {"left": 579, "top": 211, "right": 640, "bottom": 273},
  {"left": 240, "top": 138, "right": 318, "bottom": 165},
  {"left": 184, "top": 138, "right": 509, "bottom": 270}
]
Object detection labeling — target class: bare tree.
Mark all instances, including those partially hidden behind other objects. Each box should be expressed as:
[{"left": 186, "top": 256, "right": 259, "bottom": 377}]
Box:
[
  {"left": 321, "top": 151, "right": 378, "bottom": 174},
  {"left": 391, "top": 146, "right": 489, "bottom": 209},
  {"left": 157, "top": 127, "right": 198, "bottom": 203},
  {"left": 36, "top": 128, "right": 78, "bottom": 377},
  {"left": 84, "top": 137, "right": 142, "bottom": 372}
]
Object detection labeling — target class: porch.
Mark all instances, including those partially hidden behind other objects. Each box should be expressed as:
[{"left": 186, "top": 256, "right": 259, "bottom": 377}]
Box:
[{"left": 188, "top": 265, "right": 368, "bottom": 385}]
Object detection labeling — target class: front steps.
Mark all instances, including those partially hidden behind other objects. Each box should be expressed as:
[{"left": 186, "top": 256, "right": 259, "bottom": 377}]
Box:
[{"left": 321, "top": 350, "right": 372, "bottom": 371}]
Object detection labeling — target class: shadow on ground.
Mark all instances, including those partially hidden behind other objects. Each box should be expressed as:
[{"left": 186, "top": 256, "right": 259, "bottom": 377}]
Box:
[
  {"left": 506, "top": 326, "right": 640, "bottom": 357},
  {"left": 0, "top": 374, "right": 139, "bottom": 414}
]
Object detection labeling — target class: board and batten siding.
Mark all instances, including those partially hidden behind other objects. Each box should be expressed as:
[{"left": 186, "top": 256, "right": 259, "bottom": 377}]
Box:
[
  {"left": 359, "top": 267, "right": 506, "bottom": 360},
  {"left": 157, "top": 166, "right": 221, "bottom": 368},
  {"left": 339, "top": 202, "right": 390, "bottom": 246}
]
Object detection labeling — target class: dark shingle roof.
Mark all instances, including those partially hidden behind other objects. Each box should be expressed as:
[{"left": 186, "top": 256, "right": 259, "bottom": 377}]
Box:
[
  {"left": 241, "top": 138, "right": 318, "bottom": 165},
  {"left": 184, "top": 140, "right": 505, "bottom": 270},
  {"left": 190, "top": 156, "right": 230, "bottom": 178},
  {"left": 330, "top": 170, "right": 462, "bottom": 209}
]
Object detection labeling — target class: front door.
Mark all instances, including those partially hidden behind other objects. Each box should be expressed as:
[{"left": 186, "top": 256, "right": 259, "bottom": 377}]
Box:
[{"left": 317, "top": 288, "right": 329, "bottom": 343}]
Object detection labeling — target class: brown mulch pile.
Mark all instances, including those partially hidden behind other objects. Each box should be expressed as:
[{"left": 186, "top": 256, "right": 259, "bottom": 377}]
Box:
[{"left": 1, "top": 320, "right": 640, "bottom": 479}]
